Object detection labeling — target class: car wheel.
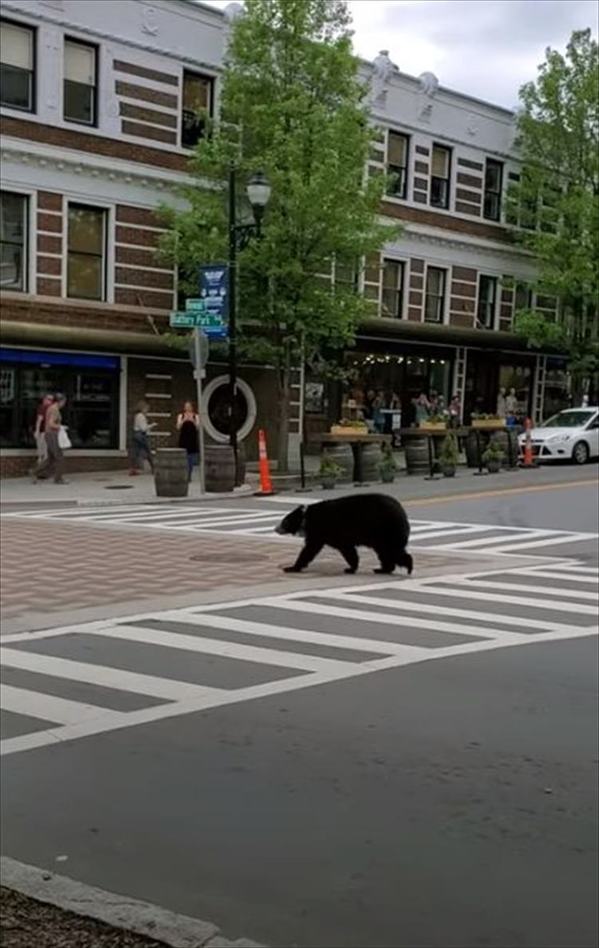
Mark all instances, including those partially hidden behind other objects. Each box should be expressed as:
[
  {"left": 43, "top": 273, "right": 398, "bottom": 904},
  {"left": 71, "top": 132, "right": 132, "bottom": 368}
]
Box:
[{"left": 572, "top": 441, "right": 589, "bottom": 464}]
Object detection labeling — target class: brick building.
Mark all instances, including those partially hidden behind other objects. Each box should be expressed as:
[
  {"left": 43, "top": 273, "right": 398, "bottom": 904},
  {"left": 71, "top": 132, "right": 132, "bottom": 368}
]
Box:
[{"left": 0, "top": 1, "right": 567, "bottom": 476}]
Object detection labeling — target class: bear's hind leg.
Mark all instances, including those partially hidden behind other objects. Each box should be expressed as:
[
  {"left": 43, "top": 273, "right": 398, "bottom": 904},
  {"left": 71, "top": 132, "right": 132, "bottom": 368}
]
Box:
[
  {"left": 339, "top": 544, "right": 359, "bottom": 574},
  {"left": 373, "top": 541, "right": 396, "bottom": 575},
  {"left": 283, "top": 540, "right": 324, "bottom": 573},
  {"left": 397, "top": 550, "right": 413, "bottom": 575}
]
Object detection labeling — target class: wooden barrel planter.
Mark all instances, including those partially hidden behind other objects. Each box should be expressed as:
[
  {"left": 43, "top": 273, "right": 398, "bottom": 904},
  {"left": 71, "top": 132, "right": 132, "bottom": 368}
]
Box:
[
  {"left": 205, "top": 443, "right": 236, "bottom": 493},
  {"left": 154, "top": 448, "right": 189, "bottom": 498},
  {"left": 404, "top": 436, "right": 429, "bottom": 475},
  {"left": 465, "top": 430, "right": 490, "bottom": 468},
  {"left": 358, "top": 442, "right": 382, "bottom": 483},
  {"left": 490, "top": 429, "right": 514, "bottom": 468},
  {"left": 322, "top": 442, "right": 354, "bottom": 482}
]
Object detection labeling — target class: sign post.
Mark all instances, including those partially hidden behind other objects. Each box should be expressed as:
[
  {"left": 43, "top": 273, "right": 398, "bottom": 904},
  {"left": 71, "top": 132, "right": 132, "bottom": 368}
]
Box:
[{"left": 189, "top": 328, "right": 209, "bottom": 494}]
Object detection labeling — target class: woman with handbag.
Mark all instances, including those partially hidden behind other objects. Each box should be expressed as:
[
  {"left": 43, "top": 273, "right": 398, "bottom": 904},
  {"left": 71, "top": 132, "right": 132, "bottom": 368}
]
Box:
[{"left": 36, "top": 393, "right": 68, "bottom": 484}]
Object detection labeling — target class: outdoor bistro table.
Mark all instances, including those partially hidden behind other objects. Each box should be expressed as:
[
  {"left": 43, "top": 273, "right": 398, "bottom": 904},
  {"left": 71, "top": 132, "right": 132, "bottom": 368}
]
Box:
[{"left": 308, "top": 432, "right": 392, "bottom": 483}]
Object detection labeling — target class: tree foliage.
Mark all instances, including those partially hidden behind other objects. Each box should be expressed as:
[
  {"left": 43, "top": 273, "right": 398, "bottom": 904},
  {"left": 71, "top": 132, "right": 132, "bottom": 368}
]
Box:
[
  {"left": 160, "top": 0, "right": 395, "bottom": 466},
  {"left": 509, "top": 29, "right": 599, "bottom": 396}
]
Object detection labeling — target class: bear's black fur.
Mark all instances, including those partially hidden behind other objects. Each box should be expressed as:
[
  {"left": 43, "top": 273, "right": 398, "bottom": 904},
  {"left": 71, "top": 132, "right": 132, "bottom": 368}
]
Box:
[{"left": 275, "top": 493, "right": 413, "bottom": 575}]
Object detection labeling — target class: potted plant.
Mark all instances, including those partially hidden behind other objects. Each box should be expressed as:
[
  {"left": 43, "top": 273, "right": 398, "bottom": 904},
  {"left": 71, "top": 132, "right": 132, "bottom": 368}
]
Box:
[
  {"left": 319, "top": 454, "right": 344, "bottom": 489},
  {"left": 379, "top": 442, "right": 397, "bottom": 483},
  {"left": 438, "top": 433, "right": 459, "bottom": 477},
  {"left": 482, "top": 440, "right": 504, "bottom": 473}
]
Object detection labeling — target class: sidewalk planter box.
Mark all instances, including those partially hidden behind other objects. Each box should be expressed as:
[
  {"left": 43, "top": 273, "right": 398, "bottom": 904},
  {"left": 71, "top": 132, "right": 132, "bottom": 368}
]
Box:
[
  {"left": 472, "top": 419, "right": 506, "bottom": 429},
  {"left": 419, "top": 422, "right": 446, "bottom": 432}
]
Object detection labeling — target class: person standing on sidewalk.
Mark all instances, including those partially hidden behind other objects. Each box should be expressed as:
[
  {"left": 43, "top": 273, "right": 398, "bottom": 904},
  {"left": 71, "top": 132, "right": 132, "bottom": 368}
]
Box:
[
  {"left": 176, "top": 401, "right": 200, "bottom": 481},
  {"left": 37, "top": 393, "right": 67, "bottom": 484},
  {"left": 31, "top": 393, "right": 54, "bottom": 478},
  {"left": 130, "top": 400, "right": 156, "bottom": 475}
]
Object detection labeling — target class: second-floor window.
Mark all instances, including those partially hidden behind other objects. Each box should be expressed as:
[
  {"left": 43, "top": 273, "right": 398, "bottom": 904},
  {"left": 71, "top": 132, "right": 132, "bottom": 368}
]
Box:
[
  {"left": 430, "top": 145, "right": 451, "bottom": 209},
  {"left": 424, "top": 266, "right": 446, "bottom": 323},
  {"left": 483, "top": 159, "right": 503, "bottom": 221},
  {"left": 477, "top": 275, "right": 497, "bottom": 329},
  {"left": 0, "top": 192, "right": 28, "bottom": 291},
  {"left": 0, "top": 19, "right": 35, "bottom": 112},
  {"left": 386, "top": 131, "right": 408, "bottom": 199},
  {"left": 64, "top": 39, "right": 97, "bottom": 125},
  {"left": 381, "top": 259, "right": 404, "bottom": 318},
  {"left": 182, "top": 70, "right": 212, "bottom": 148},
  {"left": 67, "top": 204, "right": 106, "bottom": 301}
]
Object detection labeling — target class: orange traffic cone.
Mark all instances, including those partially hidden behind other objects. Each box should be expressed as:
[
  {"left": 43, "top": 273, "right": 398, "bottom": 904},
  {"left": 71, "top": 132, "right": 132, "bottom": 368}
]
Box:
[
  {"left": 255, "top": 428, "right": 274, "bottom": 495},
  {"left": 520, "top": 417, "right": 536, "bottom": 468}
]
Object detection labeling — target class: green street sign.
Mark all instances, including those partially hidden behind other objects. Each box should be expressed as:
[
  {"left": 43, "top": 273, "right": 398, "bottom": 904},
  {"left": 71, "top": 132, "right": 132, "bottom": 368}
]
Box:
[
  {"left": 169, "top": 312, "right": 196, "bottom": 328},
  {"left": 185, "top": 298, "right": 206, "bottom": 313}
]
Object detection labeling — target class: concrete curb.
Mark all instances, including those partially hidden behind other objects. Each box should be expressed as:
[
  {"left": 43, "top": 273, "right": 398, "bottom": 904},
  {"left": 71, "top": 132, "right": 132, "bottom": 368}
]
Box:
[
  {"left": 0, "top": 483, "right": 255, "bottom": 510},
  {"left": 0, "top": 856, "right": 263, "bottom": 948}
]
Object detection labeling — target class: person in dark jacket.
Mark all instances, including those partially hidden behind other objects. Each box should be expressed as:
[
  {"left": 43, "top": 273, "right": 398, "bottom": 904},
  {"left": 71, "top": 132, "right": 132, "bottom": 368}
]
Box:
[{"left": 176, "top": 401, "right": 200, "bottom": 481}]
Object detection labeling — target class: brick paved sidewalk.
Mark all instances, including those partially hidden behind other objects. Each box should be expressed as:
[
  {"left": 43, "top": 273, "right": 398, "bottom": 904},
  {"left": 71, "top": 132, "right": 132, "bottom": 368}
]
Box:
[{"left": 2, "top": 518, "right": 422, "bottom": 628}]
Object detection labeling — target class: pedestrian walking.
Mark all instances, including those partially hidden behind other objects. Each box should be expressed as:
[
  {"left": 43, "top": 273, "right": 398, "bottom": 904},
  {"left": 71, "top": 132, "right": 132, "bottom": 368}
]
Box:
[
  {"left": 31, "top": 393, "right": 54, "bottom": 478},
  {"left": 176, "top": 401, "right": 200, "bottom": 481},
  {"left": 130, "top": 400, "right": 156, "bottom": 475},
  {"left": 36, "top": 393, "right": 67, "bottom": 484}
]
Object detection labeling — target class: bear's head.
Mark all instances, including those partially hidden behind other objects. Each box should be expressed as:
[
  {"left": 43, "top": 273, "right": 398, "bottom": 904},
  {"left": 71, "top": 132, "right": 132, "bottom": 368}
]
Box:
[{"left": 275, "top": 505, "right": 306, "bottom": 537}]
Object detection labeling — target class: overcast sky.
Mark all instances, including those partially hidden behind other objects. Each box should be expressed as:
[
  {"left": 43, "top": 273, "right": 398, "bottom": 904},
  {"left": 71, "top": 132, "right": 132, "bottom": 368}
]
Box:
[{"left": 202, "top": 0, "right": 598, "bottom": 109}]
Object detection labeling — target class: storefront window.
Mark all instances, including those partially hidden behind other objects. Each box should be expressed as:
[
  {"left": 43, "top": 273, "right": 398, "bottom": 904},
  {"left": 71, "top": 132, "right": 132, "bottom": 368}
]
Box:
[
  {"left": 342, "top": 348, "right": 453, "bottom": 428},
  {"left": 543, "top": 358, "right": 570, "bottom": 420},
  {"left": 0, "top": 348, "right": 120, "bottom": 448}
]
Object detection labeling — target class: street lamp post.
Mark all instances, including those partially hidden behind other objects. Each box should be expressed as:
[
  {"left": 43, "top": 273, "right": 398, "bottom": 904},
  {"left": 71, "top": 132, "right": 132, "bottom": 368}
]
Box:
[{"left": 227, "top": 165, "right": 271, "bottom": 482}]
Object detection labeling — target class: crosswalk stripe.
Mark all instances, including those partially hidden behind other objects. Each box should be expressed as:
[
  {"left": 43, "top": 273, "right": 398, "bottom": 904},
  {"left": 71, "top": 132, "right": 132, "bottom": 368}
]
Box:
[
  {"left": 435, "top": 529, "right": 557, "bottom": 550},
  {"left": 257, "top": 597, "right": 522, "bottom": 639},
  {"left": 399, "top": 584, "right": 597, "bottom": 615},
  {"left": 536, "top": 563, "right": 598, "bottom": 575},
  {"left": 480, "top": 533, "right": 597, "bottom": 553},
  {"left": 316, "top": 590, "right": 587, "bottom": 635},
  {"left": 410, "top": 525, "right": 491, "bottom": 543},
  {"left": 158, "top": 611, "right": 398, "bottom": 655},
  {"left": 0, "top": 684, "right": 119, "bottom": 726},
  {"left": 89, "top": 507, "right": 232, "bottom": 523},
  {"left": 518, "top": 568, "right": 598, "bottom": 584},
  {"left": 95, "top": 624, "right": 355, "bottom": 674},
  {"left": 453, "top": 578, "right": 598, "bottom": 601},
  {"left": 0, "top": 648, "right": 223, "bottom": 701},
  {"left": 165, "top": 512, "right": 283, "bottom": 529}
]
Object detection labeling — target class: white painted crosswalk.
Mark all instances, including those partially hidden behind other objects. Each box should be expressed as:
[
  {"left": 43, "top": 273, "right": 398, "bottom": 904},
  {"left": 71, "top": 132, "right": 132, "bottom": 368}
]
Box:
[
  {"left": 4, "top": 502, "right": 597, "bottom": 556},
  {"left": 2, "top": 560, "right": 597, "bottom": 757}
]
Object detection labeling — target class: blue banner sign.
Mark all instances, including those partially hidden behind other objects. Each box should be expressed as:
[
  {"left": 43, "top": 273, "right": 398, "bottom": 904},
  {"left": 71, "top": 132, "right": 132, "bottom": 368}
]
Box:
[{"left": 198, "top": 264, "right": 229, "bottom": 337}]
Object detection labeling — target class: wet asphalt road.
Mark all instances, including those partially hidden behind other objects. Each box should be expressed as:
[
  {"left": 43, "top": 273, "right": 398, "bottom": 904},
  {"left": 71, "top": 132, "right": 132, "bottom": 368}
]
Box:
[{"left": 1, "top": 477, "right": 598, "bottom": 947}]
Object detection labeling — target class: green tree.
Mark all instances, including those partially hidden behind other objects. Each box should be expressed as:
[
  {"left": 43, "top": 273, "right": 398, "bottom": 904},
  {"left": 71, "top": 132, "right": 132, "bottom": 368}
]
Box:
[
  {"left": 509, "top": 29, "right": 599, "bottom": 401},
  {"left": 160, "top": 0, "right": 394, "bottom": 470}
]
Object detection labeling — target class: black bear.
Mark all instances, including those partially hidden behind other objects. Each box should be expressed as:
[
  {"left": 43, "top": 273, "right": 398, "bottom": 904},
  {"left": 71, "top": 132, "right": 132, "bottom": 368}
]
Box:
[{"left": 275, "top": 493, "right": 413, "bottom": 575}]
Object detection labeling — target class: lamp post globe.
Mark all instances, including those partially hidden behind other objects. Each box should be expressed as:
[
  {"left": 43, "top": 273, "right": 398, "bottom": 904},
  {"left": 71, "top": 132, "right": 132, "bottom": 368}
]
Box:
[{"left": 246, "top": 171, "right": 271, "bottom": 220}]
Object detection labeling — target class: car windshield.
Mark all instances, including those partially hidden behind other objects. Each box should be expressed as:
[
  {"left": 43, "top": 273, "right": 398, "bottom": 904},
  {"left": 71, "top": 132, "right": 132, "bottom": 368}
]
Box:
[{"left": 543, "top": 410, "right": 595, "bottom": 428}]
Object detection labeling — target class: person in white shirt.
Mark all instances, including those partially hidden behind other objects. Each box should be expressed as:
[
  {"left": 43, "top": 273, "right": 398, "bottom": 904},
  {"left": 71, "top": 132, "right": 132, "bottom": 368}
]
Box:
[{"left": 130, "top": 400, "right": 156, "bottom": 475}]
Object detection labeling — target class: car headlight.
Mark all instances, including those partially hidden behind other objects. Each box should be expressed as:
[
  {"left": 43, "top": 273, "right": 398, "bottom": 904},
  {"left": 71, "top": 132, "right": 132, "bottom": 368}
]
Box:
[{"left": 548, "top": 433, "right": 572, "bottom": 442}]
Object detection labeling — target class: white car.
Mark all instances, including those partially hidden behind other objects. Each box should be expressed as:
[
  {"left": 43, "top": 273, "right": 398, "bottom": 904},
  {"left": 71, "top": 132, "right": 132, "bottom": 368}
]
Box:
[{"left": 519, "top": 407, "right": 599, "bottom": 464}]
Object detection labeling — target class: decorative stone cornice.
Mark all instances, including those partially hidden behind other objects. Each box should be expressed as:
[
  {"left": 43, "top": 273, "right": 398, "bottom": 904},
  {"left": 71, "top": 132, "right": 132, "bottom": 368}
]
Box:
[{"left": 0, "top": 138, "right": 193, "bottom": 191}]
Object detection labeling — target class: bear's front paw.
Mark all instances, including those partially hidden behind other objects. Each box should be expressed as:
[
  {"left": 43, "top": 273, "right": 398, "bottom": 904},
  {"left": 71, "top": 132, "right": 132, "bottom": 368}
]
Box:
[
  {"left": 344, "top": 568, "right": 356, "bottom": 574},
  {"left": 283, "top": 565, "right": 302, "bottom": 573}
]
